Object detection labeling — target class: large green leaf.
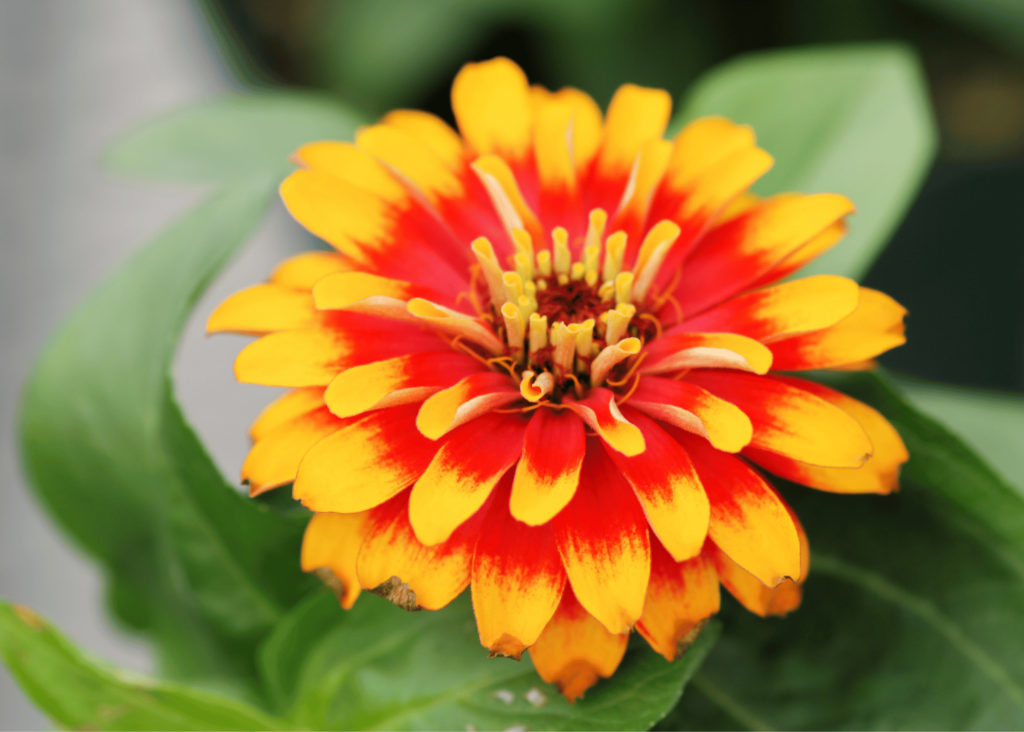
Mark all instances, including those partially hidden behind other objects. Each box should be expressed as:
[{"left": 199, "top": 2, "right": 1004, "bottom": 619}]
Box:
[
  {"left": 659, "top": 371, "right": 1024, "bottom": 730},
  {"left": 0, "top": 602, "right": 286, "bottom": 731},
  {"left": 673, "top": 45, "right": 937, "bottom": 281},
  {"left": 104, "top": 92, "right": 365, "bottom": 182},
  {"left": 17, "top": 180, "right": 304, "bottom": 690},
  {"left": 260, "top": 591, "right": 717, "bottom": 731}
]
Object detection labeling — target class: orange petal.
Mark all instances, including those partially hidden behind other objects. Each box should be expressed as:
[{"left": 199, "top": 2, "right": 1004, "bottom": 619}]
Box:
[
  {"left": 270, "top": 251, "right": 354, "bottom": 291},
  {"left": 207, "top": 284, "right": 319, "bottom": 335},
  {"left": 748, "top": 221, "right": 848, "bottom": 290},
  {"left": 553, "top": 444, "right": 651, "bottom": 634},
  {"left": 529, "top": 587, "right": 629, "bottom": 703},
  {"left": 608, "top": 408, "right": 710, "bottom": 562},
  {"left": 234, "top": 318, "right": 446, "bottom": 387},
  {"left": 746, "top": 376, "right": 908, "bottom": 494},
  {"left": 293, "top": 404, "right": 442, "bottom": 513},
  {"left": 472, "top": 475, "right": 566, "bottom": 659},
  {"left": 243, "top": 406, "right": 349, "bottom": 496},
  {"left": 357, "top": 124, "right": 464, "bottom": 205},
  {"left": 636, "top": 539, "right": 720, "bottom": 661},
  {"left": 301, "top": 511, "right": 371, "bottom": 609},
  {"left": 452, "top": 57, "right": 532, "bottom": 162},
  {"left": 709, "top": 506, "right": 808, "bottom": 618},
  {"left": 511, "top": 407, "right": 586, "bottom": 526},
  {"left": 681, "top": 275, "right": 860, "bottom": 343},
  {"left": 406, "top": 298, "right": 505, "bottom": 356},
  {"left": 770, "top": 288, "right": 907, "bottom": 370},
  {"left": 678, "top": 431, "right": 801, "bottom": 587},
  {"left": 678, "top": 194, "right": 854, "bottom": 316},
  {"left": 356, "top": 491, "right": 483, "bottom": 611},
  {"left": 409, "top": 411, "right": 529, "bottom": 546},
  {"left": 594, "top": 84, "right": 672, "bottom": 185},
  {"left": 549, "top": 87, "right": 603, "bottom": 172},
  {"left": 641, "top": 332, "right": 773, "bottom": 375},
  {"left": 628, "top": 376, "right": 753, "bottom": 453},
  {"left": 564, "top": 387, "right": 645, "bottom": 457},
  {"left": 249, "top": 386, "right": 326, "bottom": 441},
  {"left": 687, "top": 371, "right": 873, "bottom": 468},
  {"left": 325, "top": 352, "right": 485, "bottom": 419},
  {"left": 293, "top": 141, "right": 407, "bottom": 203},
  {"left": 382, "top": 110, "right": 465, "bottom": 171},
  {"left": 415, "top": 372, "right": 521, "bottom": 440}
]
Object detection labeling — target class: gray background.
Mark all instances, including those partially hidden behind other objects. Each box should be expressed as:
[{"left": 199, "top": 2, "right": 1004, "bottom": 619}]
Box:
[{"left": 0, "top": 1, "right": 301, "bottom": 727}]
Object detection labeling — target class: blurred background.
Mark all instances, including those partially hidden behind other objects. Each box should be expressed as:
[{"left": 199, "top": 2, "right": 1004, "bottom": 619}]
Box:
[{"left": 3, "top": 0, "right": 1024, "bottom": 727}]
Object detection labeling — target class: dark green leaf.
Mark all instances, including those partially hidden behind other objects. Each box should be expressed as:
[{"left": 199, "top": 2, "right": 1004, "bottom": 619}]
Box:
[
  {"left": 673, "top": 45, "right": 937, "bottom": 281},
  {"left": 17, "top": 179, "right": 299, "bottom": 687},
  {"left": 908, "top": 0, "right": 1024, "bottom": 58},
  {"left": 660, "top": 371, "right": 1024, "bottom": 730},
  {"left": 270, "top": 591, "right": 717, "bottom": 731},
  {"left": 0, "top": 603, "right": 287, "bottom": 731},
  {"left": 104, "top": 93, "right": 366, "bottom": 182}
]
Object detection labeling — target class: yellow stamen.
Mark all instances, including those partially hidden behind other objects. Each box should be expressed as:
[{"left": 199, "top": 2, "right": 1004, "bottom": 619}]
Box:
[
  {"left": 537, "top": 249, "right": 552, "bottom": 277},
  {"left": 514, "top": 253, "right": 532, "bottom": 283},
  {"left": 576, "top": 319, "right": 595, "bottom": 363},
  {"left": 471, "top": 237, "right": 507, "bottom": 309},
  {"left": 598, "top": 281, "right": 616, "bottom": 302},
  {"left": 570, "top": 262, "right": 585, "bottom": 282},
  {"left": 501, "top": 301, "right": 525, "bottom": 353},
  {"left": 518, "top": 294, "right": 537, "bottom": 320},
  {"left": 529, "top": 313, "right": 548, "bottom": 353},
  {"left": 503, "top": 271, "right": 524, "bottom": 303},
  {"left": 584, "top": 208, "right": 607, "bottom": 253},
  {"left": 524, "top": 281, "right": 537, "bottom": 300},
  {"left": 471, "top": 155, "right": 541, "bottom": 241},
  {"left": 606, "top": 303, "right": 636, "bottom": 345},
  {"left": 536, "top": 278, "right": 549, "bottom": 291},
  {"left": 615, "top": 271, "right": 634, "bottom": 305},
  {"left": 590, "top": 337, "right": 641, "bottom": 387},
  {"left": 553, "top": 227, "right": 571, "bottom": 276},
  {"left": 512, "top": 228, "right": 534, "bottom": 266},
  {"left": 552, "top": 322, "right": 579, "bottom": 377},
  {"left": 520, "top": 370, "right": 555, "bottom": 402},
  {"left": 602, "top": 231, "right": 627, "bottom": 283}
]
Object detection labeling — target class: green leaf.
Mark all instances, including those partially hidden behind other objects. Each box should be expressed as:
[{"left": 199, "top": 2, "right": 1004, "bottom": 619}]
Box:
[
  {"left": 104, "top": 92, "right": 366, "bottom": 182},
  {"left": 907, "top": 0, "right": 1024, "bottom": 58},
  {"left": 898, "top": 379, "right": 1024, "bottom": 493},
  {"left": 17, "top": 179, "right": 304, "bottom": 687},
  {"left": 0, "top": 602, "right": 286, "bottom": 731},
  {"left": 660, "top": 371, "right": 1024, "bottom": 730},
  {"left": 266, "top": 591, "right": 717, "bottom": 731},
  {"left": 673, "top": 44, "right": 937, "bottom": 281}
]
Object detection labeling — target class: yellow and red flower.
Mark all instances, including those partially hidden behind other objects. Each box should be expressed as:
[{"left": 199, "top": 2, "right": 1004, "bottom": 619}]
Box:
[{"left": 209, "top": 57, "right": 908, "bottom": 701}]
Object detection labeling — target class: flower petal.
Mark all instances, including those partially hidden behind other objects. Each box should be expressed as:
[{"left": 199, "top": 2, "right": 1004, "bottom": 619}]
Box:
[
  {"left": 409, "top": 411, "right": 529, "bottom": 546},
  {"left": 554, "top": 443, "right": 651, "bottom": 634},
  {"left": 608, "top": 408, "right": 710, "bottom": 562},
  {"left": 510, "top": 407, "right": 586, "bottom": 526},
  {"left": 356, "top": 491, "right": 483, "bottom": 611},
  {"left": 679, "top": 274, "right": 860, "bottom": 343},
  {"left": 415, "top": 372, "right": 522, "bottom": 440},
  {"left": 243, "top": 406, "right": 349, "bottom": 496},
  {"left": 207, "top": 283, "right": 319, "bottom": 335},
  {"left": 636, "top": 539, "right": 720, "bottom": 662},
  {"left": 529, "top": 587, "right": 629, "bottom": 703},
  {"left": 325, "top": 352, "right": 486, "bottom": 419},
  {"left": 301, "top": 511, "right": 371, "bottom": 609},
  {"left": 452, "top": 57, "right": 532, "bottom": 162},
  {"left": 406, "top": 298, "right": 506, "bottom": 356},
  {"left": 293, "top": 404, "right": 441, "bottom": 513},
  {"left": 249, "top": 386, "right": 326, "bottom": 441},
  {"left": 472, "top": 474, "right": 566, "bottom": 659},
  {"left": 270, "top": 251, "right": 353, "bottom": 290},
  {"left": 686, "top": 371, "right": 873, "bottom": 468},
  {"left": 564, "top": 387, "right": 646, "bottom": 457},
  {"left": 677, "top": 431, "right": 801, "bottom": 587},
  {"left": 627, "top": 376, "right": 752, "bottom": 453},
  {"left": 234, "top": 317, "right": 447, "bottom": 387},
  {"left": 381, "top": 110, "right": 465, "bottom": 171},
  {"left": 312, "top": 271, "right": 456, "bottom": 322},
  {"left": 746, "top": 376, "right": 908, "bottom": 494},
  {"left": 357, "top": 124, "right": 465, "bottom": 205},
  {"left": 641, "top": 332, "right": 773, "bottom": 375},
  {"left": 677, "top": 193, "right": 854, "bottom": 316},
  {"left": 769, "top": 288, "right": 907, "bottom": 370}
]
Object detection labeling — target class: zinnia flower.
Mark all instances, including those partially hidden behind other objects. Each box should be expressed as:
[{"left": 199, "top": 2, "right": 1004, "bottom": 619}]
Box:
[{"left": 209, "top": 57, "right": 908, "bottom": 701}]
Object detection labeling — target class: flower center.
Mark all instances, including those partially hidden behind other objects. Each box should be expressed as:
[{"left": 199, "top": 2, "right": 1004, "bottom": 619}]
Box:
[{"left": 466, "top": 208, "right": 679, "bottom": 404}]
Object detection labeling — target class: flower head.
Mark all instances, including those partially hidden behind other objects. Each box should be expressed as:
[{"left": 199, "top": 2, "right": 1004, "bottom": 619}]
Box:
[{"left": 209, "top": 57, "right": 908, "bottom": 701}]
